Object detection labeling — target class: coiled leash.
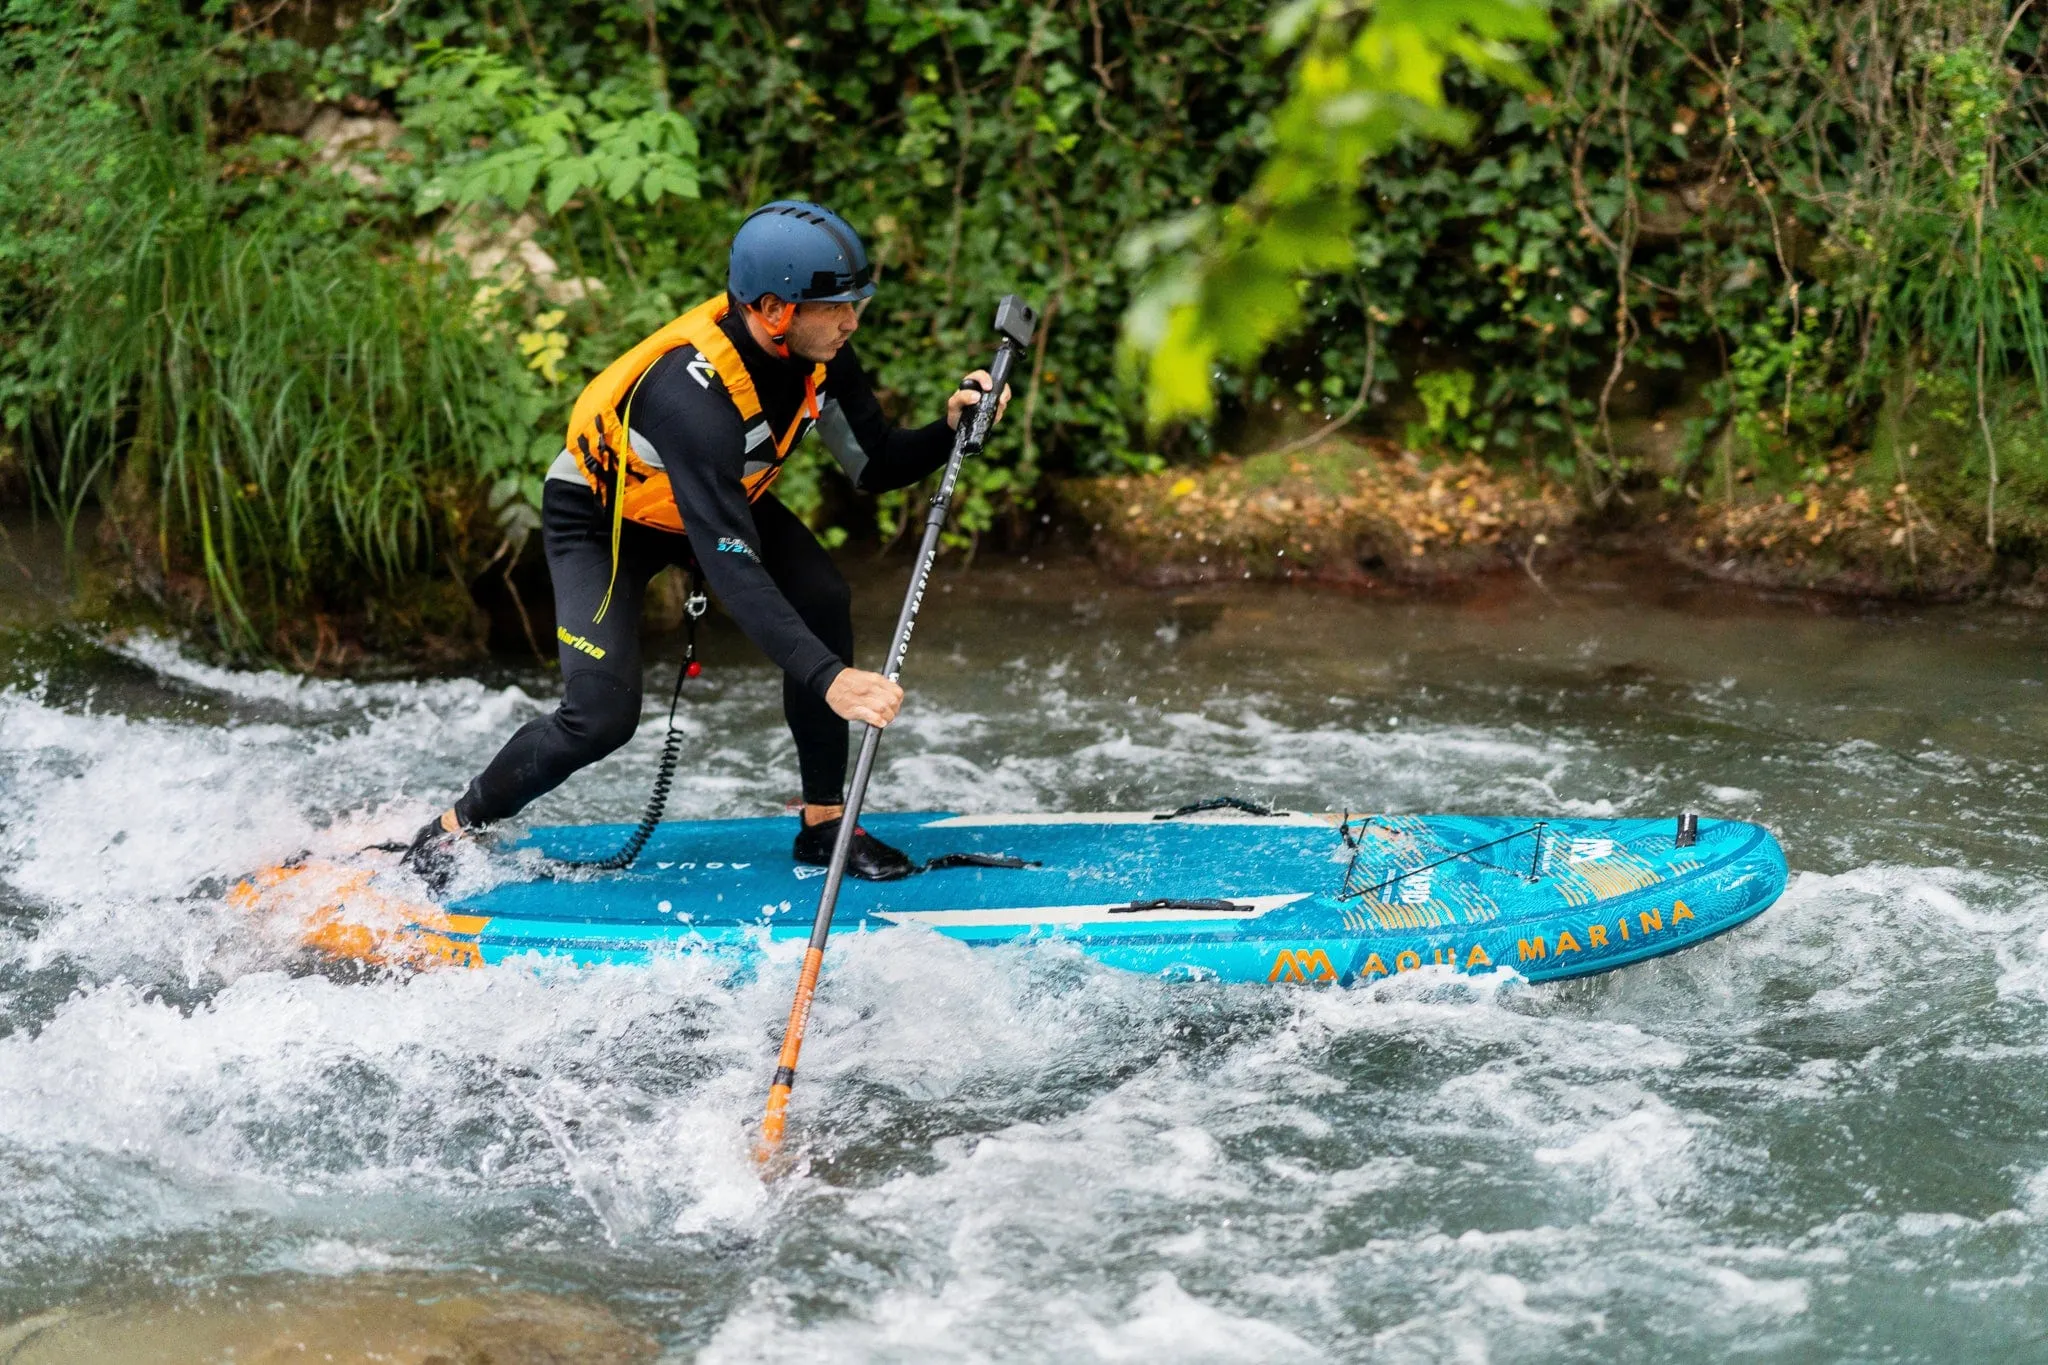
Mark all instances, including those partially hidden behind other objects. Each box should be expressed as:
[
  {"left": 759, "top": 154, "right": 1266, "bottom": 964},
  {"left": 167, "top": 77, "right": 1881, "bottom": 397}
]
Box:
[{"left": 564, "top": 570, "right": 709, "bottom": 872}]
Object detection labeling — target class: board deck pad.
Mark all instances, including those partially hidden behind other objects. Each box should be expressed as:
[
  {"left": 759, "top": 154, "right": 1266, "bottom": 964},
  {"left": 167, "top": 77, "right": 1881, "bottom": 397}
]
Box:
[{"left": 350, "top": 810, "right": 1789, "bottom": 985}]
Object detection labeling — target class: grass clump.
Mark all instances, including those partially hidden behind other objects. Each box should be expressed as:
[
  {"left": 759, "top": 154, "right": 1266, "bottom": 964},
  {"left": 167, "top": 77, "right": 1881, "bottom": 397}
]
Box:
[{"left": 2, "top": 7, "right": 548, "bottom": 656}]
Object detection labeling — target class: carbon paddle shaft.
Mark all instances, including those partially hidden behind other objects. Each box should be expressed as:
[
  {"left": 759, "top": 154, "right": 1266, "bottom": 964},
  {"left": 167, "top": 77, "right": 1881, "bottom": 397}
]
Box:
[{"left": 758, "top": 296, "right": 1037, "bottom": 1162}]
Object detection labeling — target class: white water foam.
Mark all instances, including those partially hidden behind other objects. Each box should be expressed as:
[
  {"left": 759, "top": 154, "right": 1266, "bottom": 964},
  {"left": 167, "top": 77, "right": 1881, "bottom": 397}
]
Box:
[{"left": 5, "top": 622, "right": 2048, "bottom": 1358}]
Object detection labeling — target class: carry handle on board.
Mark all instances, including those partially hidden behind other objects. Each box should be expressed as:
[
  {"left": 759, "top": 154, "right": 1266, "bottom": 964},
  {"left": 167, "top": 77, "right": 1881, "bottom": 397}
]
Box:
[{"left": 756, "top": 294, "right": 1038, "bottom": 1167}]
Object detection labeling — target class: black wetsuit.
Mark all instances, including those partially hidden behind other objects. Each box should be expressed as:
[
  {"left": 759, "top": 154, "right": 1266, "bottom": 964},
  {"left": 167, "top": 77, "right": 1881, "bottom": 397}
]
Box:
[{"left": 453, "top": 311, "right": 956, "bottom": 827}]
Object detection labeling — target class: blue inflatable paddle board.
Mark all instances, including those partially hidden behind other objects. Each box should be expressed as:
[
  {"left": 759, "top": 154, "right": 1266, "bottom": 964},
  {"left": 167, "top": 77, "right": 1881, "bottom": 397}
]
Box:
[{"left": 358, "top": 808, "right": 1787, "bottom": 984}]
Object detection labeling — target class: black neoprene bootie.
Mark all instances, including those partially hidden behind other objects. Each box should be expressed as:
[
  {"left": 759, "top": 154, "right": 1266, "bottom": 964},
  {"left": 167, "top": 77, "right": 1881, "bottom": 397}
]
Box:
[
  {"left": 793, "top": 816, "right": 914, "bottom": 881},
  {"left": 402, "top": 816, "right": 470, "bottom": 895}
]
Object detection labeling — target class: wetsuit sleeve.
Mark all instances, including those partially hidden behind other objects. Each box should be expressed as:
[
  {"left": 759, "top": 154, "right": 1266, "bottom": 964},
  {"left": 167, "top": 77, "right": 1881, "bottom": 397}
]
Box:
[
  {"left": 633, "top": 352, "right": 847, "bottom": 699},
  {"left": 817, "top": 344, "right": 958, "bottom": 493}
]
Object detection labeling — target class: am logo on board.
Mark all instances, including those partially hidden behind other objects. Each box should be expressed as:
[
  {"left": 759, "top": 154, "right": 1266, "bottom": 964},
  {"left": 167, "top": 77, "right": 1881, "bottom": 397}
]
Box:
[{"left": 1269, "top": 949, "right": 1337, "bottom": 982}]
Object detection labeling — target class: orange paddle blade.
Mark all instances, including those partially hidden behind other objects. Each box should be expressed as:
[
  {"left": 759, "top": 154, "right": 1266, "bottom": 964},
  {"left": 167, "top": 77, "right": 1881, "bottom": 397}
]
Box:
[{"left": 754, "top": 945, "right": 826, "bottom": 1166}]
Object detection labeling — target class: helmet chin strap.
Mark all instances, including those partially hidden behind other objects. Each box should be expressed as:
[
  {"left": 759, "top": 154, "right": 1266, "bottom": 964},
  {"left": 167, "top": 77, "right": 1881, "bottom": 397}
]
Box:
[{"left": 747, "top": 302, "right": 796, "bottom": 359}]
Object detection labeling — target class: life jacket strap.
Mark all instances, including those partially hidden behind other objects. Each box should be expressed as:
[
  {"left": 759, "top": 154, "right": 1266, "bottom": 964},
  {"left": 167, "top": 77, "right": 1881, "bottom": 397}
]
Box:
[{"left": 777, "top": 375, "right": 822, "bottom": 461}]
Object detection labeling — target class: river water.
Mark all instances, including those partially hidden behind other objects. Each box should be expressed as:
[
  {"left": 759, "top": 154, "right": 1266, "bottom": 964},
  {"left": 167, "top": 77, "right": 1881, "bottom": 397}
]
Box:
[{"left": 4, "top": 535, "right": 2048, "bottom": 1361}]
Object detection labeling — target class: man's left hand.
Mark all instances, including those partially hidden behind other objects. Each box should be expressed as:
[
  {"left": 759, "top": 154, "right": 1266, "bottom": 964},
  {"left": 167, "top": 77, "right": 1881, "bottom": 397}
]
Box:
[{"left": 946, "top": 369, "right": 1012, "bottom": 431}]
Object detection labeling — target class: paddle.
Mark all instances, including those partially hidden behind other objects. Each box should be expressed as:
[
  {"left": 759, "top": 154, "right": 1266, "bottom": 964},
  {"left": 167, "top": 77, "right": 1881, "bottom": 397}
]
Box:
[{"left": 755, "top": 295, "right": 1038, "bottom": 1166}]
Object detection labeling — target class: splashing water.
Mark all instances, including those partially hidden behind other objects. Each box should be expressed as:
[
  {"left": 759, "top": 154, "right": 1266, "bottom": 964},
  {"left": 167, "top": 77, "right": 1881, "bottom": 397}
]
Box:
[{"left": 5, "top": 554, "right": 2048, "bottom": 1359}]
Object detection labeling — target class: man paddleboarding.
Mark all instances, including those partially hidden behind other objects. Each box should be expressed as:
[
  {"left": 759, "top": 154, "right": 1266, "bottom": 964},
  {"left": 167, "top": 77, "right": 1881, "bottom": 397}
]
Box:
[{"left": 408, "top": 201, "right": 1009, "bottom": 886}]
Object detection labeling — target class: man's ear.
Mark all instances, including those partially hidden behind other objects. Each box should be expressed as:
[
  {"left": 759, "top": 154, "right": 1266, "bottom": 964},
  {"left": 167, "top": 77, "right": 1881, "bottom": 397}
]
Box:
[{"left": 755, "top": 294, "right": 793, "bottom": 330}]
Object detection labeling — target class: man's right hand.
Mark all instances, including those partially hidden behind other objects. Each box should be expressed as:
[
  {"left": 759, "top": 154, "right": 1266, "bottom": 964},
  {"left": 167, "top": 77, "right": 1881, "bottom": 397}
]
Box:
[{"left": 825, "top": 668, "right": 904, "bottom": 727}]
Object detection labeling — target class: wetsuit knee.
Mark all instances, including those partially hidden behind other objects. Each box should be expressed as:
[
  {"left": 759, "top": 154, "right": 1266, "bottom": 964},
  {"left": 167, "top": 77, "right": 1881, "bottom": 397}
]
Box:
[
  {"left": 561, "top": 670, "right": 642, "bottom": 760},
  {"left": 453, "top": 670, "right": 643, "bottom": 826}
]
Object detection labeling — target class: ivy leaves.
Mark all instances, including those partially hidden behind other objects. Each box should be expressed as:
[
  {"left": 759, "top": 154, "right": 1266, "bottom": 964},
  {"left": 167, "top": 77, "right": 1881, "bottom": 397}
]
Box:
[
  {"left": 403, "top": 44, "right": 701, "bottom": 218},
  {"left": 1121, "top": 0, "right": 1554, "bottom": 426}
]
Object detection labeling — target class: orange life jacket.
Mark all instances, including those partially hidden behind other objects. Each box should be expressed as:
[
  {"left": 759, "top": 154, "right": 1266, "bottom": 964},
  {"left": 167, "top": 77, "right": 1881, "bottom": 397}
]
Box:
[
  {"left": 564, "top": 292, "right": 822, "bottom": 620},
  {"left": 565, "top": 292, "right": 823, "bottom": 535}
]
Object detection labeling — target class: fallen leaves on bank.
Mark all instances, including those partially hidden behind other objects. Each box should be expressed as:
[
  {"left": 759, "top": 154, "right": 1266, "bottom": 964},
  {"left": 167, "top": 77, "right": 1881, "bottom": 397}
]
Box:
[
  {"left": 1678, "top": 456, "right": 1996, "bottom": 600},
  {"left": 1061, "top": 438, "right": 1576, "bottom": 586}
]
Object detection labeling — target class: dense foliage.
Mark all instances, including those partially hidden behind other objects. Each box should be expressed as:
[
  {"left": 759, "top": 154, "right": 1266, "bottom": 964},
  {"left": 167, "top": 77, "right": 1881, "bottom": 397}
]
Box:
[{"left": 3, "top": 0, "right": 2046, "bottom": 647}]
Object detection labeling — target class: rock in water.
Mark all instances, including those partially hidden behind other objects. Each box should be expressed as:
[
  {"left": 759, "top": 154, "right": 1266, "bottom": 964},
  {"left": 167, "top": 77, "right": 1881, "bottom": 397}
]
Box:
[{"left": 0, "top": 1272, "right": 657, "bottom": 1364}]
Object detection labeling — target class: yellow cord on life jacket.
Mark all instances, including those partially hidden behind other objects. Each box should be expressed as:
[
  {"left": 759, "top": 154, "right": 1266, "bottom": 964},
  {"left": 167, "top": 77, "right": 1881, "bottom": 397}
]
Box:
[{"left": 593, "top": 376, "right": 642, "bottom": 624}]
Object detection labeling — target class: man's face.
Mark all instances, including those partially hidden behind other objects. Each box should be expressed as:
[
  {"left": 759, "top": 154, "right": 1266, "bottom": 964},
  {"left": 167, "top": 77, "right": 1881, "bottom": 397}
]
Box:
[{"left": 765, "top": 298, "right": 863, "bottom": 362}]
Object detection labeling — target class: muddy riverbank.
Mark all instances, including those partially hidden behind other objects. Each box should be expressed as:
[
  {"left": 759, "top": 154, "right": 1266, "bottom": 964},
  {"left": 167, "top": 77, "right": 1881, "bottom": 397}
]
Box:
[{"left": 1058, "top": 436, "right": 2048, "bottom": 609}]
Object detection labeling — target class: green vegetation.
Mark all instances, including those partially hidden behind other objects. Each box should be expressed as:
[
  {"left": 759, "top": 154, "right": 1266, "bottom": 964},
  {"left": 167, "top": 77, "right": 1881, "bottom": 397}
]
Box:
[
  {"left": 4, "top": 0, "right": 2047, "bottom": 654},
  {"left": 1119, "top": 0, "right": 1553, "bottom": 424},
  {"left": 1, "top": 5, "right": 546, "bottom": 649}
]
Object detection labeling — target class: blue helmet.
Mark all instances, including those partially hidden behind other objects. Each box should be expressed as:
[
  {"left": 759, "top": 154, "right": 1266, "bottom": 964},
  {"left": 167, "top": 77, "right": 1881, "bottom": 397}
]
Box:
[{"left": 727, "top": 201, "right": 875, "bottom": 306}]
